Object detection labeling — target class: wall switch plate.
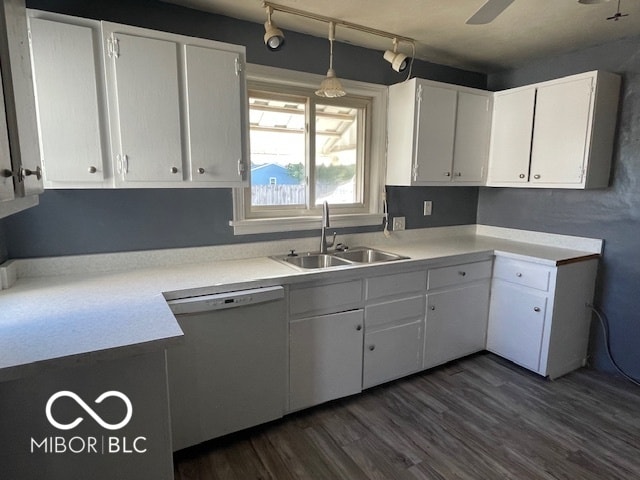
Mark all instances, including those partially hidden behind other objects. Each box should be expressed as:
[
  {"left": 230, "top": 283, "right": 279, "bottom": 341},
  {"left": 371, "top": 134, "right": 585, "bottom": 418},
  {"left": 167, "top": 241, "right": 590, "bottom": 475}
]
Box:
[
  {"left": 392, "top": 216, "right": 405, "bottom": 231},
  {"left": 423, "top": 201, "right": 432, "bottom": 216}
]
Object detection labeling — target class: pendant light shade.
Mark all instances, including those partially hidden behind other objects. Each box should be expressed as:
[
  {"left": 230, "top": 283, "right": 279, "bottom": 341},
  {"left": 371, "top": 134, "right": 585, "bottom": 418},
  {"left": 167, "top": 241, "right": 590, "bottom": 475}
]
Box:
[{"left": 316, "top": 22, "right": 346, "bottom": 98}]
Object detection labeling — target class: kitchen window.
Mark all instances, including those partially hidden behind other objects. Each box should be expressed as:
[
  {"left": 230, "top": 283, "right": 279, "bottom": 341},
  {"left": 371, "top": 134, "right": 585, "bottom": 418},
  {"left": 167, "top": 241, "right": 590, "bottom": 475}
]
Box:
[{"left": 231, "top": 65, "right": 386, "bottom": 235}]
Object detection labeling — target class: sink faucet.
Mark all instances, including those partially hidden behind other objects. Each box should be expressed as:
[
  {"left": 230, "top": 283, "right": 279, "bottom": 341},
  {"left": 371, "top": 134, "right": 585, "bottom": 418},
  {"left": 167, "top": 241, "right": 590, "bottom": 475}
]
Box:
[{"left": 320, "top": 201, "right": 336, "bottom": 253}]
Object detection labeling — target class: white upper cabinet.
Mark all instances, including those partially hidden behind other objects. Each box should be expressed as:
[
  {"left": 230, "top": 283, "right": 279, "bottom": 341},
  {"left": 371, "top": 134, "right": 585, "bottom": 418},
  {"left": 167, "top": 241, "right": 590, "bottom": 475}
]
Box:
[
  {"left": 487, "top": 71, "right": 621, "bottom": 189},
  {"left": 386, "top": 78, "right": 491, "bottom": 186},
  {"left": 28, "top": 12, "right": 109, "bottom": 187},
  {"left": 184, "top": 45, "right": 246, "bottom": 185},
  {"left": 27, "top": 12, "right": 248, "bottom": 189},
  {"left": 104, "top": 26, "right": 183, "bottom": 184}
]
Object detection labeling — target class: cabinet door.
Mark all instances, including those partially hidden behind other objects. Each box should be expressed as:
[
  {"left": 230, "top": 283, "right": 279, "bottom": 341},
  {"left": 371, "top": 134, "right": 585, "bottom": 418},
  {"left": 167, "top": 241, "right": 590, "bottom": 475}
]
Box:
[
  {"left": 30, "top": 17, "right": 106, "bottom": 184},
  {"left": 108, "top": 32, "right": 183, "bottom": 183},
  {"left": 289, "top": 310, "right": 363, "bottom": 411},
  {"left": 487, "top": 88, "right": 535, "bottom": 184},
  {"left": 0, "top": 72, "right": 13, "bottom": 201},
  {"left": 363, "top": 321, "right": 423, "bottom": 389},
  {"left": 184, "top": 45, "right": 245, "bottom": 185},
  {"left": 452, "top": 91, "right": 490, "bottom": 183},
  {"left": 414, "top": 84, "right": 457, "bottom": 183},
  {"left": 424, "top": 282, "right": 490, "bottom": 369},
  {"left": 487, "top": 280, "right": 548, "bottom": 372},
  {"left": 530, "top": 77, "right": 593, "bottom": 185}
]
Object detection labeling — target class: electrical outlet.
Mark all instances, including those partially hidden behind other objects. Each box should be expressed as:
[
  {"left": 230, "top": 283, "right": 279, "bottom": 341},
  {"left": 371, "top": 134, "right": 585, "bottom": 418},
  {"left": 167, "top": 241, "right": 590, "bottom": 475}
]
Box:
[
  {"left": 392, "top": 216, "right": 405, "bottom": 231},
  {"left": 423, "top": 200, "right": 432, "bottom": 216}
]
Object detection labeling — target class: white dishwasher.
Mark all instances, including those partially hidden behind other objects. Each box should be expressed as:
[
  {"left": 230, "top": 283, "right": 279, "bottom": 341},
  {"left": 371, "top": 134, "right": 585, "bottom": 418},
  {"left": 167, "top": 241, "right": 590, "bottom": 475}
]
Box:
[{"left": 166, "top": 286, "right": 286, "bottom": 451}]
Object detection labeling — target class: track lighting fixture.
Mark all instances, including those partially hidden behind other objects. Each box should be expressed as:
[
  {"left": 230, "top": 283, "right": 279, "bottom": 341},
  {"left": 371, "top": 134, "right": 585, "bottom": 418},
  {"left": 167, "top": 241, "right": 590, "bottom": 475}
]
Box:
[
  {"left": 315, "top": 22, "right": 346, "bottom": 98},
  {"left": 263, "top": 5, "right": 285, "bottom": 51},
  {"left": 383, "top": 38, "right": 409, "bottom": 72}
]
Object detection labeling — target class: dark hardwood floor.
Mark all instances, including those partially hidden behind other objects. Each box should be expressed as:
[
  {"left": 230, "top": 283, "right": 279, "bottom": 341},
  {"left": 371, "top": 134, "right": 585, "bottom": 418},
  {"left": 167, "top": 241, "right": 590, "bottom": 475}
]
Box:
[{"left": 173, "top": 353, "right": 640, "bottom": 479}]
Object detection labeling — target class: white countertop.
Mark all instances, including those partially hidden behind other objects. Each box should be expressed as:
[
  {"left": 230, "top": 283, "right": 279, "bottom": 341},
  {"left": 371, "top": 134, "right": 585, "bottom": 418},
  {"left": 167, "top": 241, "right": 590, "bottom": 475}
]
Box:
[{"left": 0, "top": 226, "right": 602, "bottom": 382}]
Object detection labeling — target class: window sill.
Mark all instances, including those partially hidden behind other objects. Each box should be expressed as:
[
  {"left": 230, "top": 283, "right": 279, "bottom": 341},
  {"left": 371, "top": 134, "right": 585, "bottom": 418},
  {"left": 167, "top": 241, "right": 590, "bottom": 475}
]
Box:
[{"left": 230, "top": 213, "right": 384, "bottom": 236}]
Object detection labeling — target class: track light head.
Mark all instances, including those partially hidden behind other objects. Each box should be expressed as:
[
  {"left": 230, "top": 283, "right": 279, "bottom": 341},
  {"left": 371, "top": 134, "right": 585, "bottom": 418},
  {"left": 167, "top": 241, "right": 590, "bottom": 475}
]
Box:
[
  {"left": 383, "top": 38, "right": 409, "bottom": 72},
  {"left": 264, "top": 6, "right": 285, "bottom": 51}
]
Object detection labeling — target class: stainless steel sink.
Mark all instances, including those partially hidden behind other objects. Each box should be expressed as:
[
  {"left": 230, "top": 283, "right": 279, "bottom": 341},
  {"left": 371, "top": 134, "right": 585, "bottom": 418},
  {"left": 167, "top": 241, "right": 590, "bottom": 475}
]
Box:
[
  {"left": 271, "top": 247, "right": 409, "bottom": 270},
  {"left": 274, "top": 253, "right": 352, "bottom": 269},
  {"left": 333, "top": 247, "right": 409, "bottom": 264}
]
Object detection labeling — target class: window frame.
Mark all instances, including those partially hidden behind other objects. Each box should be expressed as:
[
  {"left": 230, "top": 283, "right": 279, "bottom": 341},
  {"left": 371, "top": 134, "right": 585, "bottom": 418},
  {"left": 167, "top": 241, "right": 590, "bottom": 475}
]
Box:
[{"left": 231, "top": 64, "right": 387, "bottom": 235}]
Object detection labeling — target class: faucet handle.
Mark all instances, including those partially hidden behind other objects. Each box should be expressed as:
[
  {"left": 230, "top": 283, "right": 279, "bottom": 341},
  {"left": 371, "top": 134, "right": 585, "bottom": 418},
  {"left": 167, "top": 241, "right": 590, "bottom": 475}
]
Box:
[
  {"left": 328, "top": 232, "right": 337, "bottom": 249},
  {"left": 287, "top": 249, "right": 298, "bottom": 257}
]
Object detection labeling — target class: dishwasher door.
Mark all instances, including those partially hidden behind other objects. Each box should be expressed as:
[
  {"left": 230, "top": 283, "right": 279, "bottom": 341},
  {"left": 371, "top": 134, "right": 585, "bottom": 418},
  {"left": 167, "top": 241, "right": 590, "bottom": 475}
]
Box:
[{"left": 166, "top": 286, "right": 286, "bottom": 451}]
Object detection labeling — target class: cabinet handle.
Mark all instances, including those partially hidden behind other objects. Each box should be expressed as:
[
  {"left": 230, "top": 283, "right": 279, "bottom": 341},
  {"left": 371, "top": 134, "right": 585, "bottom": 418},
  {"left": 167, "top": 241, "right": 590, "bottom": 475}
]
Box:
[
  {"left": 519, "top": 174, "right": 525, "bottom": 179},
  {"left": 368, "top": 345, "right": 375, "bottom": 351},
  {"left": 534, "top": 307, "right": 541, "bottom": 313},
  {"left": 21, "top": 166, "right": 42, "bottom": 181},
  {"left": 429, "top": 305, "right": 436, "bottom": 311},
  {"left": 88, "top": 166, "right": 97, "bottom": 174},
  {"left": 444, "top": 172, "right": 451, "bottom": 177},
  {"left": 356, "top": 325, "right": 362, "bottom": 331},
  {"left": 533, "top": 174, "right": 541, "bottom": 179},
  {"left": 516, "top": 272, "right": 523, "bottom": 277},
  {"left": 197, "top": 167, "right": 205, "bottom": 174},
  {"left": 454, "top": 172, "right": 462, "bottom": 177},
  {"left": 170, "top": 166, "right": 179, "bottom": 174},
  {"left": 458, "top": 271, "right": 466, "bottom": 276}
]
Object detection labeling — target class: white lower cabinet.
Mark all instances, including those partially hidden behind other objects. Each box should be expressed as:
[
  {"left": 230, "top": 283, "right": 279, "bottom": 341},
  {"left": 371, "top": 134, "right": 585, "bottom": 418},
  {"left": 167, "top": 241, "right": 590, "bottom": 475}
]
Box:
[
  {"left": 289, "top": 309, "right": 364, "bottom": 412},
  {"left": 425, "top": 260, "right": 492, "bottom": 368},
  {"left": 487, "top": 255, "right": 598, "bottom": 378},
  {"left": 363, "top": 270, "right": 427, "bottom": 388}
]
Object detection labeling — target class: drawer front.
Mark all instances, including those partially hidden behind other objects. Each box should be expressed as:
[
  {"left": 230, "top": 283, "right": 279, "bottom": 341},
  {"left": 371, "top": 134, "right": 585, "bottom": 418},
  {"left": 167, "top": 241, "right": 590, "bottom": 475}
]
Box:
[
  {"left": 366, "top": 270, "right": 426, "bottom": 300},
  {"left": 365, "top": 295, "right": 425, "bottom": 329},
  {"left": 492, "top": 256, "right": 552, "bottom": 292},
  {"left": 289, "top": 280, "right": 363, "bottom": 317},
  {"left": 427, "top": 260, "right": 492, "bottom": 290}
]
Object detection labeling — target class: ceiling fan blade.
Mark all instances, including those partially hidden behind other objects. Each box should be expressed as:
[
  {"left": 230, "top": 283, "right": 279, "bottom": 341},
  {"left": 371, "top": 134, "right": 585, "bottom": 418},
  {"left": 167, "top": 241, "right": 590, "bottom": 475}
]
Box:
[{"left": 466, "top": 0, "right": 516, "bottom": 25}]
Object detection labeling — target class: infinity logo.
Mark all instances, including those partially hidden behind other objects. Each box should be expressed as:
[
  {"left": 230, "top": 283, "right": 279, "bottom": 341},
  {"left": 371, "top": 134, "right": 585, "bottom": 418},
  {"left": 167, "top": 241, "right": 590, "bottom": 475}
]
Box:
[{"left": 45, "top": 391, "right": 133, "bottom": 431}]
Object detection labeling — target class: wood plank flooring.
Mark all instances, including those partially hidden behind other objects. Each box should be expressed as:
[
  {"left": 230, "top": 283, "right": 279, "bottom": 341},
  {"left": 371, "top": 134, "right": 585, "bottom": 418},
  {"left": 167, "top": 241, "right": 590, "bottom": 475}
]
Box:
[{"left": 173, "top": 353, "right": 640, "bottom": 479}]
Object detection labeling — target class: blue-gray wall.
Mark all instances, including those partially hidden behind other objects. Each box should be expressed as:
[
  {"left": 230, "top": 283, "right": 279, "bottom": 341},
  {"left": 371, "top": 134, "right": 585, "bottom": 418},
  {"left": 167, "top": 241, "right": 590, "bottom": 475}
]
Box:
[
  {"left": 0, "top": 0, "right": 482, "bottom": 258},
  {"left": 480, "top": 35, "right": 640, "bottom": 376}
]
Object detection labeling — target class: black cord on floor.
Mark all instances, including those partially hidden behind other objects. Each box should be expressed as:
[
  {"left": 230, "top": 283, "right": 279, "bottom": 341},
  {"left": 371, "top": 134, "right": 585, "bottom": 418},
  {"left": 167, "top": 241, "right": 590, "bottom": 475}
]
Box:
[{"left": 587, "top": 303, "right": 640, "bottom": 387}]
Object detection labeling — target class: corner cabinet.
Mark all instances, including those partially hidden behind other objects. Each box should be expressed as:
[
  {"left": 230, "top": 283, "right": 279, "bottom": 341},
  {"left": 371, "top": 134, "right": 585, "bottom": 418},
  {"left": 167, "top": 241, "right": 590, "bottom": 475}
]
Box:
[
  {"left": 487, "top": 71, "right": 621, "bottom": 189},
  {"left": 486, "top": 255, "right": 598, "bottom": 379},
  {"left": 27, "top": 11, "right": 249, "bottom": 189},
  {"left": 386, "top": 78, "right": 492, "bottom": 186}
]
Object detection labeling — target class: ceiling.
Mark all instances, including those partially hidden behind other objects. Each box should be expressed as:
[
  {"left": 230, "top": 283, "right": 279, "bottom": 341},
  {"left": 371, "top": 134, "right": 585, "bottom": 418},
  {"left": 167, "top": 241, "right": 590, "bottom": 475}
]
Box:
[{"left": 163, "top": 0, "right": 640, "bottom": 73}]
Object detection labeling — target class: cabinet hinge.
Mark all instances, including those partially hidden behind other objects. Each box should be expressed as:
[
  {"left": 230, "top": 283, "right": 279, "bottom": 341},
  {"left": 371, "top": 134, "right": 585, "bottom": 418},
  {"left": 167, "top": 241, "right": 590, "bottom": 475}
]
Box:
[
  {"left": 116, "top": 154, "right": 128, "bottom": 176},
  {"left": 237, "top": 159, "right": 246, "bottom": 177},
  {"left": 416, "top": 84, "right": 423, "bottom": 103},
  {"left": 107, "top": 36, "right": 120, "bottom": 59},
  {"left": 234, "top": 56, "right": 243, "bottom": 76},
  {"left": 412, "top": 163, "right": 419, "bottom": 181}
]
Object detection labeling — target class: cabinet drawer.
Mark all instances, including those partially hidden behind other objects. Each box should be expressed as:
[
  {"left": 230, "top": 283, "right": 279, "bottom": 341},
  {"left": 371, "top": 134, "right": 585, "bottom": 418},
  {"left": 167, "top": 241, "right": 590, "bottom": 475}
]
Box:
[
  {"left": 492, "top": 256, "right": 552, "bottom": 292},
  {"left": 427, "top": 260, "right": 492, "bottom": 290},
  {"left": 365, "top": 295, "right": 425, "bottom": 329},
  {"left": 366, "top": 270, "right": 426, "bottom": 300},
  {"left": 290, "top": 280, "right": 363, "bottom": 317}
]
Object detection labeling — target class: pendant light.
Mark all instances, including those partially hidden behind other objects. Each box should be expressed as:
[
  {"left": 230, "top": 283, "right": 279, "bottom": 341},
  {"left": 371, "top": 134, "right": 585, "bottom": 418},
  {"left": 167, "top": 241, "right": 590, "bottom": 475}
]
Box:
[{"left": 315, "top": 22, "right": 346, "bottom": 98}]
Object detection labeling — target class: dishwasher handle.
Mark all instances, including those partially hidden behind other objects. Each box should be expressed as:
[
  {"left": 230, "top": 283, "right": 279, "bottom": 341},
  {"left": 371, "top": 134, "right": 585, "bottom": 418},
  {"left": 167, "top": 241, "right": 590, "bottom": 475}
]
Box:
[{"left": 168, "top": 286, "right": 284, "bottom": 315}]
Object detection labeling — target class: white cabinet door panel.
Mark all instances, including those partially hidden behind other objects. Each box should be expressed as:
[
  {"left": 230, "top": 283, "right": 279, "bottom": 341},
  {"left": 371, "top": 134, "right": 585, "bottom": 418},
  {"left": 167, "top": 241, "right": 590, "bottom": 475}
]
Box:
[
  {"left": 530, "top": 77, "right": 593, "bottom": 185},
  {"left": 30, "top": 18, "right": 105, "bottom": 183},
  {"left": 111, "top": 33, "right": 182, "bottom": 183},
  {"left": 289, "top": 310, "right": 363, "bottom": 411},
  {"left": 487, "top": 280, "right": 547, "bottom": 372},
  {"left": 488, "top": 88, "right": 535, "bottom": 184},
  {"left": 184, "top": 45, "right": 243, "bottom": 184},
  {"left": 425, "top": 282, "right": 490, "bottom": 368},
  {"left": 453, "top": 91, "right": 490, "bottom": 182},
  {"left": 415, "top": 85, "right": 457, "bottom": 182}
]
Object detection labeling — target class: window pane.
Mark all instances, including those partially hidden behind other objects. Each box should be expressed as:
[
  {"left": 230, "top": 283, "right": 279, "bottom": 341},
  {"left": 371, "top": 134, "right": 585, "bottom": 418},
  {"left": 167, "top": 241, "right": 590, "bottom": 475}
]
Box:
[
  {"left": 249, "top": 95, "right": 306, "bottom": 207},
  {"left": 315, "top": 104, "right": 360, "bottom": 205}
]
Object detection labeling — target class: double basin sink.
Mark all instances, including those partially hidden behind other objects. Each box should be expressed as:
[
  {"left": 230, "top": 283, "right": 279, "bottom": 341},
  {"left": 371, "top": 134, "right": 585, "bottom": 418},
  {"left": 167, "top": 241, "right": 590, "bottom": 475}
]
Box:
[{"left": 272, "top": 247, "right": 409, "bottom": 270}]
